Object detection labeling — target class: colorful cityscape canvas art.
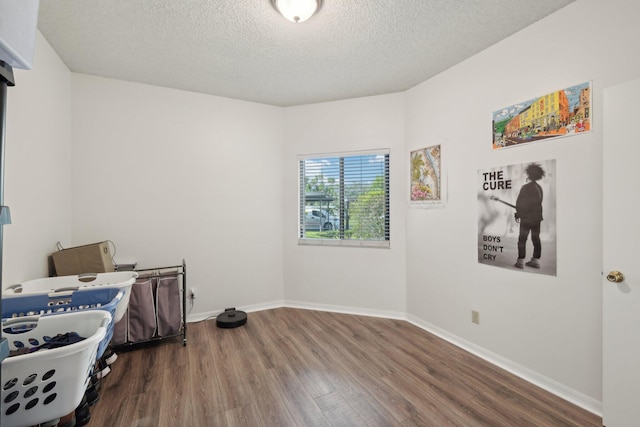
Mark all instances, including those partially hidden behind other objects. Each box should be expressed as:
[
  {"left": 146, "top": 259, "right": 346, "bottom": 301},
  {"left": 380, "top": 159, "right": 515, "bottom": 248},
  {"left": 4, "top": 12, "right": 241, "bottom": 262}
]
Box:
[{"left": 492, "top": 82, "right": 591, "bottom": 150}]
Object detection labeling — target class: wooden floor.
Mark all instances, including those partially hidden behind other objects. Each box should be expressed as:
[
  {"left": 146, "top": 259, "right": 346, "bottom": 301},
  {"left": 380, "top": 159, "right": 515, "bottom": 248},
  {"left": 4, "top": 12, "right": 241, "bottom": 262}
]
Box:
[{"left": 90, "top": 308, "right": 601, "bottom": 426}]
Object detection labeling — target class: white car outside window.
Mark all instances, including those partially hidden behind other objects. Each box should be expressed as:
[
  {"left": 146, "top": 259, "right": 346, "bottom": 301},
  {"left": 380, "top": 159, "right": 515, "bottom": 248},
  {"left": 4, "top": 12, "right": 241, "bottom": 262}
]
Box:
[{"left": 304, "top": 208, "right": 339, "bottom": 231}]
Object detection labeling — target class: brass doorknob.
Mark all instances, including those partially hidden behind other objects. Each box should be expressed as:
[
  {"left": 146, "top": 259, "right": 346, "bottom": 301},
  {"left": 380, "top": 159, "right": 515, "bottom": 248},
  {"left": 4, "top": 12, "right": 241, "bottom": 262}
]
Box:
[{"left": 606, "top": 271, "right": 625, "bottom": 283}]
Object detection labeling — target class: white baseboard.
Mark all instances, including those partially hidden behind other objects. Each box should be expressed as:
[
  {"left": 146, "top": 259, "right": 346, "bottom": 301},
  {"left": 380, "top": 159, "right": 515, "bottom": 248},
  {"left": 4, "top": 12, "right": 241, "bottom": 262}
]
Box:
[
  {"left": 284, "top": 299, "right": 405, "bottom": 320},
  {"left": 186, "top": 299, "right": 284, "bottom": 323},
  {"left": 187, "top": 300, "right": 404, "bottom": 323}
]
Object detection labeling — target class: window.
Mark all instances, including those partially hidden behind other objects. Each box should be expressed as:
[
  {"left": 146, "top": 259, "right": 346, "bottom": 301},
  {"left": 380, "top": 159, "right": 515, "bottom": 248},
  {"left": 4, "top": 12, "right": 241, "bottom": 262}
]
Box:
[{"left": 298, "top": 150, "right": 390, "bottom": 248}]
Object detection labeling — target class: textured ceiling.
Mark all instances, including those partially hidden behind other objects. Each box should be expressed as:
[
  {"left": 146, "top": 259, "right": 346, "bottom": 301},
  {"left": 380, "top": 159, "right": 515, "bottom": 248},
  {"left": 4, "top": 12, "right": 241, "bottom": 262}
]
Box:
[{"left": 37, "top": 0, "right": 574, "bottom": 107}]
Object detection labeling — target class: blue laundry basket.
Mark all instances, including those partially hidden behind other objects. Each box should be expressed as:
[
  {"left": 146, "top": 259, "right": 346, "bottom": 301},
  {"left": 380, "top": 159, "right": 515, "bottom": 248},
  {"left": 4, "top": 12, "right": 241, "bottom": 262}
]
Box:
[{"left": 3, "top": 271, "right": 137, "bottom": 323}]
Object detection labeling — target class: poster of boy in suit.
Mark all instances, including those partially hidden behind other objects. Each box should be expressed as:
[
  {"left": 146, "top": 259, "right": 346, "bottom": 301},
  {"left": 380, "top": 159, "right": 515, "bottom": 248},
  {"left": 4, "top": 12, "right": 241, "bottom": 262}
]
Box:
[{"left": 477, "top": 159, "right": 556, "bottom": 276}]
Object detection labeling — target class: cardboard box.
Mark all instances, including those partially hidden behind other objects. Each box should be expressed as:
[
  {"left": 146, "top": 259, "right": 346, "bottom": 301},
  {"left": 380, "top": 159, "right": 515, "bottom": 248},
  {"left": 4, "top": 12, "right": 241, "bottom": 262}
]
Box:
[{"left": 51, "top": 241, "right": 115, "bottom": 276}]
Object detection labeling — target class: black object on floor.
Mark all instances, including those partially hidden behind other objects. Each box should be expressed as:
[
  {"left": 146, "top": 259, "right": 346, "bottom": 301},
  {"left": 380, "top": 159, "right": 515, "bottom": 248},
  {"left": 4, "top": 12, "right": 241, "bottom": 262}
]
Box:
[
  {"left": 85, "top": 382, "right": 99, "bottom": 406},
  {"left": 75, "top": 395, "right": 91, "bottom": 426},
  {"left": 216, "top": 308, "right": 247, "bottom": 328}
]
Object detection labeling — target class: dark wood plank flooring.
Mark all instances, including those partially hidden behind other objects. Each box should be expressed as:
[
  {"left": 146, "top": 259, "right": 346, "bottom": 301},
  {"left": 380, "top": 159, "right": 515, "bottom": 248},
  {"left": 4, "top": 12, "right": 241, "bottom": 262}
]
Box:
[{"left": 89, "top": 308, "right": 601, "bottom": 426}]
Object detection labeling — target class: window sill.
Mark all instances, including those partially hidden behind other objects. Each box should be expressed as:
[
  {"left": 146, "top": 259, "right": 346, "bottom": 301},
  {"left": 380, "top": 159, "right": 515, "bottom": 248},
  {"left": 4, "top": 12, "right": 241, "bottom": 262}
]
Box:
[{"left": 298, "top": 239, "right": 390, "bottom": 249}]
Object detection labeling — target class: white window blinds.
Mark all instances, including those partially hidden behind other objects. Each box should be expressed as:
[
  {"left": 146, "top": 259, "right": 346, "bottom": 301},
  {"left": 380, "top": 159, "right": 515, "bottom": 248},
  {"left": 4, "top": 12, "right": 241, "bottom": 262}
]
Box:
[{"left": 299, "top": 150, "right": 390, "bottom": 247}]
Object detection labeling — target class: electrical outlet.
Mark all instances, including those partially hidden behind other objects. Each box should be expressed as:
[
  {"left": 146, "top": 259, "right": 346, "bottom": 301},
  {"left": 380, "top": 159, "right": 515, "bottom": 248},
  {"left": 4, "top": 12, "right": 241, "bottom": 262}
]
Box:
[
  {"left": 189, "top": 288, "right": 197, "bottom": 299},
  {"left": 472, "top": 310, "right": 480, "bottom": 324}
]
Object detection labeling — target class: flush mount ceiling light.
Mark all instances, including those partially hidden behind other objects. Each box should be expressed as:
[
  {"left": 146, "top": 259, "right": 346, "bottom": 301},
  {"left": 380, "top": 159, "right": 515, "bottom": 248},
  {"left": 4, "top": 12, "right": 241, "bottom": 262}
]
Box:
[{"left": 270, "top": 0, "right": 323, "bottom": 23}]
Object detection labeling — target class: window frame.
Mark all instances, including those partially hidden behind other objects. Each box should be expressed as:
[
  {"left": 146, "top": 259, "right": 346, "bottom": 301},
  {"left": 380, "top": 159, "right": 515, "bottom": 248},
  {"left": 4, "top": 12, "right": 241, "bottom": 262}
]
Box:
[{"left": 298, "top": 149, "right": 390, "bottom": 249}]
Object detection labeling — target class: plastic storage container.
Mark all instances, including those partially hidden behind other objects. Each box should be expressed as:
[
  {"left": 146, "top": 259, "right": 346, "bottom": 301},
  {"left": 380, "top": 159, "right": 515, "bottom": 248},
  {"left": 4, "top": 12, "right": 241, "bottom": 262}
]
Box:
[
  {"left": 1, "top": 311, "right": 110, "bottom": 427},
  {"left": 2, "top": 287, "right": 125, "bottom": 359},
  {"left": 3, "top": 271, "right": 137, "bottom": 322}
]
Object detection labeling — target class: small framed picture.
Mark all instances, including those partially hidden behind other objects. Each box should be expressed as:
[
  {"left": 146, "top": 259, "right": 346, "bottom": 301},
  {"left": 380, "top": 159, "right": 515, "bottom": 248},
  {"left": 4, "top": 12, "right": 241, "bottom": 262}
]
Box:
[{"left": 410, "top": 144, "right": 446, "bottom": 208}]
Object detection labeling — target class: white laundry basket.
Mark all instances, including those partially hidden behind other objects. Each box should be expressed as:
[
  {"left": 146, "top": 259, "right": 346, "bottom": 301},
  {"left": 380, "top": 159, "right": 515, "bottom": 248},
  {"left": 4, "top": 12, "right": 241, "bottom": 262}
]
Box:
[
  {"left": 1, "top": 310, "right": 110, "bottom": 427},
  {"left": 3, "top": 271, "right": 137, "bottom": 322}
]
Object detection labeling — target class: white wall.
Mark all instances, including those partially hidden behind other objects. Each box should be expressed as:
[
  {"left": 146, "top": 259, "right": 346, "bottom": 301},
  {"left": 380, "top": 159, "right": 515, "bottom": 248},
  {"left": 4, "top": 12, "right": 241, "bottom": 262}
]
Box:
[
  {"left": 282, "top": 94, "right": 407, "bottom": 316},
  {"left": 4, "top": 32, "right": 72, "bottom": 285},
  {"left": 70, "top": 74, "right": 285, "bottom": 317},
  {"left": 405, "top": 0, "right": 640, "bottom": 410}
]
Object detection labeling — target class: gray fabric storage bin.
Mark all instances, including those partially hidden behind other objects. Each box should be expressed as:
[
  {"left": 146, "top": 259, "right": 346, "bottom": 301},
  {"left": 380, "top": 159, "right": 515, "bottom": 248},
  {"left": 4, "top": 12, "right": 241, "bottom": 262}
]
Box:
[
  {"left": 112, "top": 309, "right": 128, "bottom": 345},
  {"left": 156, "top": 276, "right": 181, "bottom": 336},
  {"left": 127, "top": 278, "right": 157, "bottom": 342}
]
